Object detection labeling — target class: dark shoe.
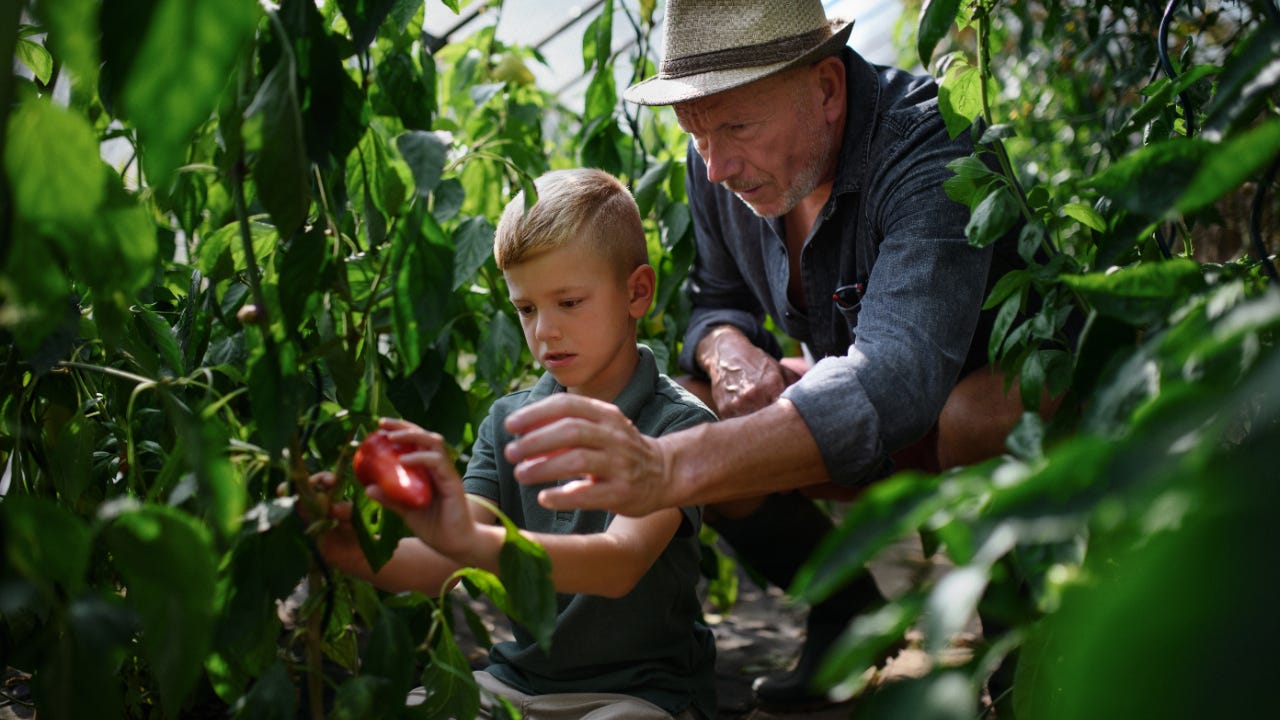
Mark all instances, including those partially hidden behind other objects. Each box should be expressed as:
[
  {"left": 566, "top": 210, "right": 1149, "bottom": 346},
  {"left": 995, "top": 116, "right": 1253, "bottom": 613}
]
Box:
[{"left": 709, "top": 493, "right": 893, "bottom": 712}]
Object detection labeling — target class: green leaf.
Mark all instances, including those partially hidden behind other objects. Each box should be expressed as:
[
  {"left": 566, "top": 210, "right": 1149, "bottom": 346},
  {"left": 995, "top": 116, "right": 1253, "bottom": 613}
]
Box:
[
  {"left": 136, "top": 304, "right": 184, "bottom": 377},
  {"left": 32, "top": 596, "right": 134, "bottom": 720},
  {"left": 392, "top": 224, "right": 452, "bottom": 373},
  {"left": 360, "top": 607, "right": 416, "bottom": 711},
  {"left": 1058, "top": 202, "right": 1105, "bottom": 232},
  {"left": 1, "top": 496, "right": 91, "bottom": 596},
  {"left": 583, "top": 69, "right": 617, "bottom": 126},
  {"left": 48, "top": 409, "right": 95, "bottom": 504},
  {"left": 982, "top": 269, "right": 1029, "bottom": 311},
  {"left": 5, "top": 99, "right": 106, "bottom": 232},
  {"left": 247, "top": 349, "right": 302, "bottom": 461},
  {"left": 816, "top": 595, "right": 925, "bottom": 700},
  {"left": 103, "top": 503, "right": 218, "bottom": 717},
  {"left": 1005, "top": 411, "right": 1044, "bottom": 460},
  {"left": 1203, "top": 24, "right": 1280, "bottom": 137},
  {"left": 489, "top": 513, "right": 556, "bottom": 651},
  {"left": 634, "top": 160, "right": 672, "bottom": 216},
  {"left": 859, "top": 670, "right": 977, "bottom": 720},
  {"left": 793, "top": 472, "right": 945, "bottom": 604},
  {"left": 217, "top": 510, "right": 308, "bottom": 675},
  {"left": 965, "top": 186, "right": 1021, "bottom": 248},
  {"left": 477, "top": 310, "right": 524, "bottom": 395},
  {"left": 1175, "top": 119, "right": 1280, "bottom": 214},
  {"left": 122, "top": 0, "right": 261, "bottom": 183},
  {"left": 163, "top": 395, "right": 246, "bottom": 540},
  {"left": 1085, "top": 136, "right": 1210, "bottom": 218},
  {"left": 336, "top": 0, "right": 398, "bottom": 48},
  {"left": 451, "top": 216, "right": 495, "bottom": 290},
  {"left": 15, "top": 38, "right": 53, "bottom": 83},
  {"left": 917, "top": 0, "right": 961, "bottom": 68},
  {"left": 244, "top": 48, "right": 311, "bottom": 238},
  {"left": 1116, "top": 64, "right": 1218, "bottom": 138},
  {"left": 231, "top": 660, "right": 296, "bottom": 720},
  {"left": 33, "top": 0, "right": 99, "bottom": 83},
  {"left": 415, "top": 623, "right": 481, "bottom": 719},
  {"left": 396, "top": 130, "right": 450, "bottom": 198},
  {"left": 278, "top": 227, "right": 331, "bottom": 331},
  {"left": 937, "top": 61, "right": 983, "bottom": 139},
  {"left": 378, "top": 50, "right": 433, "bottom": 130},
  {"left": 988, "top": 292, "right": 1021, "bottom": 365},
  {"left": 1061, "top": 258, "right": 1205, "bottom": 327}
]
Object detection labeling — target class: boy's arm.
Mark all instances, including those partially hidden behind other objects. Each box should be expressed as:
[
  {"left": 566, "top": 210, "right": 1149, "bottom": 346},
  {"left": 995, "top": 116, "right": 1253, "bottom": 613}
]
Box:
[
  {"left": 316, "top": 493, "right": 499, "bottom": 597},
  {"left": 380, "top": 440, "right": 685, "bottom": 599}
]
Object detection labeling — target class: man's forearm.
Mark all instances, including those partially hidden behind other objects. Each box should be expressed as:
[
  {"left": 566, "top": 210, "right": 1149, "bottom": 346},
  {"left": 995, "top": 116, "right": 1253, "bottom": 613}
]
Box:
[{"left": 660, "top": 398, "right": 831, "bottom": 507}]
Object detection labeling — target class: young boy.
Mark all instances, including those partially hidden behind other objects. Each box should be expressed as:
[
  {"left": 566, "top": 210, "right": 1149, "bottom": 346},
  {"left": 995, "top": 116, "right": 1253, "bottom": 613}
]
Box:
[{"left": 316, "top": 168, "right": 717, "bottom": 719}]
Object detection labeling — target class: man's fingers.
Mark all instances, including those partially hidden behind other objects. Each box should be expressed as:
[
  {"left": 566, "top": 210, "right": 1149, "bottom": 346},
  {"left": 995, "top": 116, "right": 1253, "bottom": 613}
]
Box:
[
  {"left": 505, "top": 393, "right": 617, "bottom": 436},
  {"left": 536, "top": 477, "right": 611, "bottom": 512}
]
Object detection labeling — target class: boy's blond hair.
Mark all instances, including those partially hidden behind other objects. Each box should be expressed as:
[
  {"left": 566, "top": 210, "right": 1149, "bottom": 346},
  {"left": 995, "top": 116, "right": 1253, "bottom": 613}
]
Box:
[{"left": 494, "top": 168, "right": 647, "bottom": 277}]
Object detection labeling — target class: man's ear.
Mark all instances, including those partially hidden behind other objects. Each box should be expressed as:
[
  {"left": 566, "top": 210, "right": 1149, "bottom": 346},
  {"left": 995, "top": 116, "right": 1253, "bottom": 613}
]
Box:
[
  {"left": 814, "top": 56, "right": 846, "bottom": 125},
  {"left": 627, "top": 264, "right": 656, "bottom": 319}
]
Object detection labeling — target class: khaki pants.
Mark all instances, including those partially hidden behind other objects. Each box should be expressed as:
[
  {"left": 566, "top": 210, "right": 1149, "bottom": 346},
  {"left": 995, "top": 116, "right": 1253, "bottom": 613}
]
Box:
[{"left": 407, "top": 670, "right": 703, "bottom": 720}]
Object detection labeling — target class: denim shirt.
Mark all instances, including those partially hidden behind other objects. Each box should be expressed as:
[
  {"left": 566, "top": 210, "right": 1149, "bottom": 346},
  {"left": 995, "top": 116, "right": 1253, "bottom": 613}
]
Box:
[{"left": 678, "top": 47, "right": 993, "bottom": 486}]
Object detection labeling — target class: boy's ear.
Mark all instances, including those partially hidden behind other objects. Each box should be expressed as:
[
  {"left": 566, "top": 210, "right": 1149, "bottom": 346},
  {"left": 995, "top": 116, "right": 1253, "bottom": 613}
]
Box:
[{"left": 626, "top": 264, "right": 656, "bottom": 319}]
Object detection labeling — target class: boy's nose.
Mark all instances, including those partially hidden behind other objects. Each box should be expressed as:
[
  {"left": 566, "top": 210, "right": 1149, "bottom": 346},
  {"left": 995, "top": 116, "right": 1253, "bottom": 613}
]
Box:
[{"left": 535, "top": 315, "right": 560, "bottom": 340}]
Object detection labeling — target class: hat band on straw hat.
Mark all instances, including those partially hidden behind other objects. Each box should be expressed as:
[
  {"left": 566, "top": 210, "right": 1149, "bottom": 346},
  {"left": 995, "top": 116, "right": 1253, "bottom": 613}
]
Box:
[{"left": 661, "top": 26, "right": 834, "bottom": 79}]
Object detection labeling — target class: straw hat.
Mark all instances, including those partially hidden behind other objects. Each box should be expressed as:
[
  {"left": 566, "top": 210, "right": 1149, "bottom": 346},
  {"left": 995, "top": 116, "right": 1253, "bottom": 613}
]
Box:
[{"left": 623, "top": 0, "right": 854, "bottom": 106}]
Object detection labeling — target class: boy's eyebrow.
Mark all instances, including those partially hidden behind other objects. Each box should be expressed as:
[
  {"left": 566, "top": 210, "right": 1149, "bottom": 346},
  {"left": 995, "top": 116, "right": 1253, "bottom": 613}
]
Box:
[{"left": 507, "top": 284, "right": 591, "bottom": 304}]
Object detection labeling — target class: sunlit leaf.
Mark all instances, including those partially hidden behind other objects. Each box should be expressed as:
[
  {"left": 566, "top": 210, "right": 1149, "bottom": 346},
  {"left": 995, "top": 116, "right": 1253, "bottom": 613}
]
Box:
[
  {"left": 5, "top": 99, "right": 105, "bottom": 231},
  {"left": 122, "top": 0, "right": 260, "bottom": 182},
  {"left": 1058, "top": 202, "right": 1105, "bottom": 232},
  {"left": 34, "top": 0, "right": 99, "bottom": 83},
  {"left": 1175, "top": 119, "right": 1280, "bottom": 214},
  {"left": 938, "top": 61, "right": 983, "bottom": 139},
  {"left": 15, "top": 38, "right": 53, "bottom": 84}
]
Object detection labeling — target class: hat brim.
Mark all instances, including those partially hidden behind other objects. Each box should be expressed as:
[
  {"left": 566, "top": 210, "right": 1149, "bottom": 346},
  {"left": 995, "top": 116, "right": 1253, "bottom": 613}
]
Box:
[{"left": 623, "top": 19, "right": 854, "bottom": 106}]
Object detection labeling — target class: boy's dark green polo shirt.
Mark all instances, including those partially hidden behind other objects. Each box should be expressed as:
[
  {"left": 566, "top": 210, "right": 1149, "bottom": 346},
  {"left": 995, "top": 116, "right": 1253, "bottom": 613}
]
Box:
[{"left": 462, "top": 344, "right": 717, "bottom": 718}]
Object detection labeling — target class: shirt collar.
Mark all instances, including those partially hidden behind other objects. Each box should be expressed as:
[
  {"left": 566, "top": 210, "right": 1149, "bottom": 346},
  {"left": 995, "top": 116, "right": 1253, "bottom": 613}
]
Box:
[{"left": 526, "top": 344, "right": 658, "bottom": 422}]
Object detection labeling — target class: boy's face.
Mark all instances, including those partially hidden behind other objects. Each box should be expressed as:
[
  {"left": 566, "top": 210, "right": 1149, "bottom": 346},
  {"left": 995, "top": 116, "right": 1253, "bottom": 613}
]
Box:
[{"left": 504, "top": 240, "right": 653, "bottom": 402}]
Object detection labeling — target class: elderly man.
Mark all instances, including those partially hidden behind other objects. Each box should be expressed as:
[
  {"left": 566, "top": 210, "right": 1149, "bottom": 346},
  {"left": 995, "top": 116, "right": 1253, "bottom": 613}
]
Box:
[{"left": 504, "top": 0, "right": 1027, "bottom": 709}]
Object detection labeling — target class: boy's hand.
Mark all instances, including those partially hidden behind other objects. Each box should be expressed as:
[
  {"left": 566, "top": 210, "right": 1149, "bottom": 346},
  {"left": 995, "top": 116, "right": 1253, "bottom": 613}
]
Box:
[
  {"left": 303, "top": 471, "right": 371, "bottom": 577},
  {"left": 368, "top": 419, "right": 480, "bottom": 561}
]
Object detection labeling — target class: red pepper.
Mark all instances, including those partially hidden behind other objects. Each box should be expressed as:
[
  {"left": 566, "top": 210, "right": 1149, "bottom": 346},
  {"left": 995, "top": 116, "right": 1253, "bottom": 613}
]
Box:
[{"left": 352, "top": 430, "right": 434, "bottom": 508}]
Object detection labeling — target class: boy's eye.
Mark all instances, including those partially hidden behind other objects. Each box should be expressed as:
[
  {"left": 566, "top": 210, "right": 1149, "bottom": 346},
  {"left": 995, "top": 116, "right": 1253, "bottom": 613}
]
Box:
[
  {"left": 560, "top": 298, "right": 581, "bottom": 309},
  {"left": 515, "top": 305, "right": 534, "bottom": 315}
]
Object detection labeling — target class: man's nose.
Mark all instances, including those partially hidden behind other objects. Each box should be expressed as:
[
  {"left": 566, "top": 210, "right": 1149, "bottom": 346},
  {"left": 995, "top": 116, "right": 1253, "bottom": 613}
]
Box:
[{"left": 702, "top": 139, "right": 739, "bottom": 185}]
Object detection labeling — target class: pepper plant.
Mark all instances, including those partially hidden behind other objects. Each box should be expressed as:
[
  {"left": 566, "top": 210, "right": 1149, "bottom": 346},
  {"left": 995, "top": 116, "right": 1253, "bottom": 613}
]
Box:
[{"left": 1, "top": 1, "right": 692, "bottom": 718}]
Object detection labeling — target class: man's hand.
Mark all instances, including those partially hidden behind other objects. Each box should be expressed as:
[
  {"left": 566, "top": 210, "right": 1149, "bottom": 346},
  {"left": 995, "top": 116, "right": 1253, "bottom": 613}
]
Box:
[
  {"left": 698, "top": 326, "right": 800, "bottom": 418},
  {"left": 503, "top": 394, "right": 672, "bottom": 517}
]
